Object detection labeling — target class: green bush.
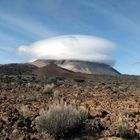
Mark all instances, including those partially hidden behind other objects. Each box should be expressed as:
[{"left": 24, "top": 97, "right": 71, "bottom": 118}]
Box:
[{"left": 36, "top": 99, "right": 89, "bottom": 138}]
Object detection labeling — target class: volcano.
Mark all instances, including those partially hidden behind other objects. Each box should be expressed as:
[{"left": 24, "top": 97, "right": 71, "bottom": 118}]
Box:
[{"left": 29, "top": 59, "right": 120, "bottom": 75}]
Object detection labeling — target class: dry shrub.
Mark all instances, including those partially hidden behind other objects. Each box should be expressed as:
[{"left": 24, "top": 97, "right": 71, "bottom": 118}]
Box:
[
  {"left": 42, "top": 83, "right": 55, "bottom": 95},
  {"left": 36, "top": 99, "right": 89, "bottom": 138},
  {"left": 113, "top": 109, "right": 131, "bottom": 138},
  {"left": 116, "top": 121, "right": 129, "bottom": 138},
  {"left": 19, "top": 105, "right": 30, "bottom": 117}
]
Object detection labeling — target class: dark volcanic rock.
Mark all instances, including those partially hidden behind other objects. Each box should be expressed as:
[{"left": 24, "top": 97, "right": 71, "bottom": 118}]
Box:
[{"left": 0, "top": 63, "right": 37, "bottom": 75}]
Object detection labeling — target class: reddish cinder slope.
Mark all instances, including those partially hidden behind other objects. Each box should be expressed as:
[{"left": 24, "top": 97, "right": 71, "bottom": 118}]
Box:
[
  {"left": 33, "top": 63, "right": 114, "bottom": 80},
  {"left": 33, "top": 64, "right": 85, "bottom": 78}
]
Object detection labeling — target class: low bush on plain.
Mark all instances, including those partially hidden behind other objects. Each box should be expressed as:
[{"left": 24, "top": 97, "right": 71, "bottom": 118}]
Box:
[{"left": 36, "top": 99, "right": 89, "bottom": 139}]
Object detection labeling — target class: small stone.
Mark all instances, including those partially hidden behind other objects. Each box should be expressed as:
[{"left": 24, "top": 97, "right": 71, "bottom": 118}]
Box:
[
  {"left": 12, "top": 128, "right": 19, "bottom": 137},
  {"left": 0, "top": 119, "right": 5, "bottom": 131},
  {"left": 17, "top": 120, "right": 25, "bottom": 127},
  {"left": 136, "top": 121, "right": 140, "bottom": 130},
  {"left": 4, "top": 137, "right": 10, "bottom": 140},
  {"left": 6, "top": 108, "right": 13, "bottom": 118}
]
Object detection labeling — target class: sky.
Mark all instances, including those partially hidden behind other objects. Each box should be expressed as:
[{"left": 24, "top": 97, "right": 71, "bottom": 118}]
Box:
[{"left": 0, "top": 0, "right": 140, "bottom": 75}]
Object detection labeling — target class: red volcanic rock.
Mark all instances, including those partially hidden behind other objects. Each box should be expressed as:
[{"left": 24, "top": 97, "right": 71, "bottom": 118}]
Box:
[{"left": 33, "top": 63, "right": 88, "bottom": 79}]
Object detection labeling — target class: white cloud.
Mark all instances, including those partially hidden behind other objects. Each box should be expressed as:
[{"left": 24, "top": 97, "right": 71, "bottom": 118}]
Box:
[{"left": 17, "top": 35, "right": 116, "bottom": 66}]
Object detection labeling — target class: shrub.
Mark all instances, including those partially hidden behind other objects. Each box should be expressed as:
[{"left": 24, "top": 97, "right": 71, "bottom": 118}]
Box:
[
  {"left": 36, "top": 99, "right": 89, "bottom": 138},
  {"left": 18, "top": 95, "right": 37, "bottom": 104},
  {"left": 42, "top": 83, "right": 55, "bottom": 95},
  {"left": 114, "top": 110, "right": 130, "bottom": 138},
  {"left": 19, "top": 105, "right": 30, "bottom": 117},
  {"left": 116, "top": 121, "right": 129, "bottom": 138}
]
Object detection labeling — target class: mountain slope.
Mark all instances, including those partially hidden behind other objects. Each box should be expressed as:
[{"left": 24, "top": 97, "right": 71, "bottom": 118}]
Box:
[
  {"left": 33, "top": 64, "right": 87, "bottom": 78},
  {"left": 0, "top": 63, "right": 37, "bottom": 75},
  {"left": 29, "top": 59, "right": 120, "bottom": 75}
]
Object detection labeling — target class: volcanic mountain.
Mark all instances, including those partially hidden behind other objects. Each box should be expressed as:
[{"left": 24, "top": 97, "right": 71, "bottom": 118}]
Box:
[{"left": 29, "top": 59, "right": 120, "bottom": 75}]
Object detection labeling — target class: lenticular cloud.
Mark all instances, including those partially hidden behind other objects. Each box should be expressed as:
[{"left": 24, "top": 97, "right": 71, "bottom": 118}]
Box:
[{"left": 17, "top": 35, "right": 116, "bottom": 66}]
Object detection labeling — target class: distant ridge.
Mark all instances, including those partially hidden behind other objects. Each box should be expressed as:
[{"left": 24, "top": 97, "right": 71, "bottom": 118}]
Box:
[{"left": 0, "top": 63, "right": 37, "bottom": 75}]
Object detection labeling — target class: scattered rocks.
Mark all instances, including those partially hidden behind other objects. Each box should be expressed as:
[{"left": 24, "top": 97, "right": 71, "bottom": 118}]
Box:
[{"left": 0, "top": 74, "right": 140, "bottom": 139}]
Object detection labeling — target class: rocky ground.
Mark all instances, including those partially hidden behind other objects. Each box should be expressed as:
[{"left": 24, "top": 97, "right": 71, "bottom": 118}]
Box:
[{"left": 0, "top": 74, "right": 140, "bottom": 140}]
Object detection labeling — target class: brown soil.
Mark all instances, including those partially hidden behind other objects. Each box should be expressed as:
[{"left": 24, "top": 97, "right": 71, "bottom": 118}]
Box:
[{"left": 0, "top": 73, "right": 140, "bottom": 140}]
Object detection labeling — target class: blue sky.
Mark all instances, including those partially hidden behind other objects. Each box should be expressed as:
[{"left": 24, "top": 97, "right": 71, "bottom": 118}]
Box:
[{"left": 0, "top": 0, "right": 140, "bottom": 75}]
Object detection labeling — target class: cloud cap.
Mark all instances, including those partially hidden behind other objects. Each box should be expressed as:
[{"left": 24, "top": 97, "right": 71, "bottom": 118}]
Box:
[{"left": 17, "top": 35, "right": 116, "bottom": 66}]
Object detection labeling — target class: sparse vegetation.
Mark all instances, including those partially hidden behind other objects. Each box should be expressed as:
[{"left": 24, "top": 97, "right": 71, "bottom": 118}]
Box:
[
  {"left": 18, "top": 95, "right": 38, "bottom": 104},
  {"left": 113, "top": 110, "right": 133, "bottom": 138},
  {"left": 117, "top": 122, "right": 129, "bottom": 138},
  {"left": 42, "top": 83, "right": 55, "bottom": 95},
  {"left": 19, "top": 105, "right": 30, "bottom": 117},
  {"left": 36, "top": 99, "right": 89, "bottom": 138},
  {"left": 0, "top": 74, "right": 140, "bottom": 139}
]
